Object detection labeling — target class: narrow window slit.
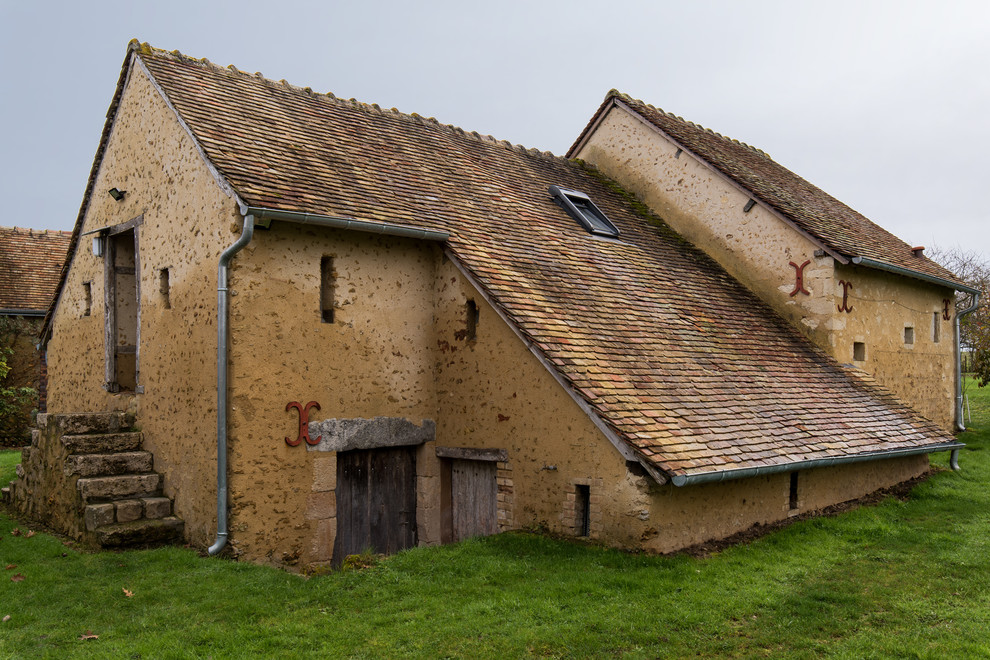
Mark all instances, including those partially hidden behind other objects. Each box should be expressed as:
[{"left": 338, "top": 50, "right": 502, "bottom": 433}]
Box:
[
  {"left": 320, "top": 256, "right": 334, "bottom": 323},
  {"left": 466, "top": 299, "right": 479, "bottom": 341},
  {"left": 159, "top": 268, "right": 171, "bottom": 309},
  {"left": 904, "top": 327, "right": 914, "bottom": 345},
  {"left": 83, "top": 282, "right": 92, "bottom": 317},
  {"left": 575, "top": 484, "right": 590, "bottom": 537},
  {"left": 789, "top": 472, "right": 799, "bottom": 511},
  {"left": 933, "top": 312, "right": 941, "bottom": 343}
]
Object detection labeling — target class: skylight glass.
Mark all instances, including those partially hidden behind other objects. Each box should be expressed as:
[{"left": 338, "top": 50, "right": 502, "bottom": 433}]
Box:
[{"left": 548, "top": 185, "right": 620, "bottom": 238}]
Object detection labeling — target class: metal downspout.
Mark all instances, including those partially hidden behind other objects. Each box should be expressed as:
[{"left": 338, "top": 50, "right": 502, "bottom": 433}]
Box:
[
  {"left": 208, "top": 213, "right": 255, "bottom": 556},
  {"left": 955, "top": 291, "right": 981, "bottom": 433}
]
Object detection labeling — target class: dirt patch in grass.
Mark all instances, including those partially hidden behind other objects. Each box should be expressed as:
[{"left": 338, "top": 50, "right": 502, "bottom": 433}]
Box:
[{"left": 678, "top": 469, "right": 939, "bottom": 558}]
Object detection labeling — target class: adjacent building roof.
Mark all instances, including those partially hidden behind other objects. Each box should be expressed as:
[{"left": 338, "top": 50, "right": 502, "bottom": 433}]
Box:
[
  {"left": 0, "top": 226, "right": 72, "bottom": 314},
  {"left": 50, "top": 42, "right": 957, "bottom": 484},
  {"left": 569, "top": 91, "right": 967, "bottom": 290}
]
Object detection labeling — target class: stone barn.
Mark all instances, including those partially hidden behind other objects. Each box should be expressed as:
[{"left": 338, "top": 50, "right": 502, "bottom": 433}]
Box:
[{"left": 7, "top": 41, "right": 974, "bottom": 570}]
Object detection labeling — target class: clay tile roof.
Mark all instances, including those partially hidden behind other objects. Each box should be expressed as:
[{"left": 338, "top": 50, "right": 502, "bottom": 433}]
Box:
[
  {"left": 56, "top": 42, "right": 957, "bottom": 482},
  {"left": 571, "top": 91, "right": 966, "bottom": 288},
  {"left": 0, "top": 226, "right": 72, "bottom": 313}
]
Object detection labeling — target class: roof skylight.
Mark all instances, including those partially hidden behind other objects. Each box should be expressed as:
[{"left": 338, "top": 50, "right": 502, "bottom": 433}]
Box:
[{"left": 548, "top": 185, "right": 620, "bottom": 238}]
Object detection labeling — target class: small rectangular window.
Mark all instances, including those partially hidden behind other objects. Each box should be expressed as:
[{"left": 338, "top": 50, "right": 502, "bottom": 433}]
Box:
[
  {"left": 904, "top": 327, "right": 915, "bottom": 345},
  {"left": 548, "top": 185, "right": 620, "bottom": 238},
  {"left": 320, "top": 256, "right": 334, "bottom": 323},
  {"left": 933, "top": 312, "right": 941, "bottom": 343},
  {"left": 789, "top": 472, "right": 799, "bottom": 511},
  {"left": 83, "top": 282, "right": 92, "bottom": 317},
  {"left": 466, "top": 300, "right": 479, "bottom": 341},
  {"left": 853, "top": 342, "right": 866, "bottom": 361},
  {"left": 159, "top": 268, "right": 171, "bottom": 309},
  {"left": 575, "top": 484, "right": 590, "bottom": 537}
]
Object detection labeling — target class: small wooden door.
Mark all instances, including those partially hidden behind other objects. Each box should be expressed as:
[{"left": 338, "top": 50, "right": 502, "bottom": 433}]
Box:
[
  {"left": 333, "top": 446, "right": 417, "bottom": 565},
  {"left": 449, "top": 459, "right": 498, "bottom": 542}
]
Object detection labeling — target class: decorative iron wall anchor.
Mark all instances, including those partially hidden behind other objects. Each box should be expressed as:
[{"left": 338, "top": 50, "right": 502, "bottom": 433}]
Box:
[
  {"left": 789, "top": 260, "right": 811, "bottom": 296},
  {"left": 285, "top": 401, "right": 322, "bottom": 446},
  {"left": 838, "top": 280, "right": 853, "bottom": 313},
  {"left": 943, "top": 299, "right": 952, "bottom": 321}
]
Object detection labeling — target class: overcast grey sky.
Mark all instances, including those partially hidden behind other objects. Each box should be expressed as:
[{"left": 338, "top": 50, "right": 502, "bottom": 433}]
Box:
[{"left": 2, "top": 0, "right": 988, "bottom": 260}]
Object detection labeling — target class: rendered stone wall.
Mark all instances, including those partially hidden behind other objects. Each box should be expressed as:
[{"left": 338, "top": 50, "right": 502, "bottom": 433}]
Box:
[
  {"left": 431, "top": 257, "right": 650, "bottom": 549},
  {"left": 574, "top": 105, "right": 957, "bottom": 431},
  {"left": 830, "top": 265, "right": 956, "bottom": 429},
  {"left": 640, "top": 454, "right": 929, "bottom": 554},
  {"left": 44, "top": 61, "right": 239, "bottom": 547},
  {"left": 223, "top": 224, "right": 441, "bottom": 568}
]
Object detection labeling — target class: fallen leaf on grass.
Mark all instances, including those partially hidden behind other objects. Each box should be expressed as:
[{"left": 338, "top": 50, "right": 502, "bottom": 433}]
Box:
[
  {"left": 122, "top": 588, "right": 133, "bottom": 598},
  {"left": 10, "top": 528, "right": 21, "bottom": 537},
  {"left": 5, "top": 564, "right": 15, "bottom": 570},
  {"left": 10, "top": 574, "right": 25, "bottom": 582},
  {"left": 2, "top": 615, "right": 10, "bottom": 622},
  {"left": 25, "top": 531, "right": 35, "bottom": 538},
  {"left": 79, "top": 631, "right": 99, "bottom": 640}
]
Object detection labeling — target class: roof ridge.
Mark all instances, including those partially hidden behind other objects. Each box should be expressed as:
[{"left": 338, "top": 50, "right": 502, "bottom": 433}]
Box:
[
  {"left": 131, "top": 39, "right": 561, "bottom": 161},
  {"left": 0, "top": 226, "right": 73, "bottom": 236},
  {"left": 606, "top": 89, "right": 772, "bottom": 159}
]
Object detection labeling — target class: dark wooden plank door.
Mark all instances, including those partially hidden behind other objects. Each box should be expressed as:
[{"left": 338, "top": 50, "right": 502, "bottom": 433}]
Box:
[
  {"left": 450, "top": 459, "right": 497, "bottom": 542},
  {"left": 334, "top": 447, "right": 416, "bottom": 565}
]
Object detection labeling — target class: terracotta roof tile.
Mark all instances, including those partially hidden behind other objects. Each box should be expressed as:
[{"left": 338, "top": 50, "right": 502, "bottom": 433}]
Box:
[
  {"left": 0, "top": 226, "right": 72, "bottom": 312},
  {"left": 53, "top": 42, "right": 958, "bottom": 481},
  {"left": 571, "top": 91, "right": 965, "bottom": 288}
]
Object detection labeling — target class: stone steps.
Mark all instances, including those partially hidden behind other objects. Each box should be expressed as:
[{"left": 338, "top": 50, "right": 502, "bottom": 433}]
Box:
[
  {"left": 93, "top": 516, "right": 185, "bottom": 548},
  {"left": 39, "top": 412, "right": 134, "bottom": 437},
  {"left": 9, "top": 412, "right": 185, "bottom": 550},
  {"left": 65, "top": 451, "right": 153, "bottom": 477},
  {"left": 77, "top": 473, "right": 163, "bottom": 502},
  {"left": 61, "top": 432, "right": 143, "bottom": 454}
]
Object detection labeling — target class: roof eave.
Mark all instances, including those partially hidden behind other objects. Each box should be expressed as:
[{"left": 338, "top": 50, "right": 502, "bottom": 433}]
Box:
[
  {"left": 0, "top": 309, "right": 46, "bottom": 317},
  {"left": 242, "top": 206, "right": 449, "bottom": 241},
  {"left": 670, "top": 441, "right": 963, "bottom": 487},
  {"left": 850, "top": 256, "right": 979, "bottom": 294}
]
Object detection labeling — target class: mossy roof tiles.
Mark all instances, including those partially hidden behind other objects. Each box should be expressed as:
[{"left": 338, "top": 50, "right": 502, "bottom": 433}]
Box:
[
  {"left": 0, "top": 226, "right": 71, "bottom": 312},
  {"left": 571, "top": 91, "right": 964, "bottom": 287},
  {"left": 53, "top": 42, "right": 958, "bottom": 482}
]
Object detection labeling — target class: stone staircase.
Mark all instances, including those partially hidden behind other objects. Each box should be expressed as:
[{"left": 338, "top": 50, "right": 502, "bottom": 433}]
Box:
[{"left": 4, "top": 412, "right": 184, "bottom": 548}]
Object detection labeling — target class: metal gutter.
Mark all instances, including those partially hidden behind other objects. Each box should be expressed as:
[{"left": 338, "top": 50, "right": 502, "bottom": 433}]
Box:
[
  {"left": 670, "top": 442, "right": 964, "bottom": 487},
  {"left": 850, "top": 256, "right": 979, "bottom": 295},
  {"left": 0, "top": 309, "right": 46, "bottom": 317},
  {"left": 208, "top": 213, "right": 255, "bottom": 556},
  {"left": 241, "top": 206, "right": 450, "bottom": 242},
  {"left": 955, "top": 291, "right": 981, "bottom": 432}
]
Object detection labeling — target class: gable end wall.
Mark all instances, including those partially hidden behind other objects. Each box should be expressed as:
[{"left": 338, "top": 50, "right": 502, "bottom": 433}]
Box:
[
  {"left": 45, "top": 63, "right": 241, "bottom": 544},
  {"left": 575, "top": 105, "right": 956, "bottom": 430}
]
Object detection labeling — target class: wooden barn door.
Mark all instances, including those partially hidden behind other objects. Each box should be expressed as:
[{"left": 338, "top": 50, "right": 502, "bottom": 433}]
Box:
[
  {"left": 333, "top": 446, "right": 417, "bottom": 565},
  {"left": 448, "top": 459, "right": 498, "bottom": 542}
]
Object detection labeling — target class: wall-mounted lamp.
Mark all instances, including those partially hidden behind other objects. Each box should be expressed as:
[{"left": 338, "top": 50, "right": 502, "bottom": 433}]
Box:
[
  {"left": 108, "top": 188, "right": 126, "bottom": 201},
  {"left": 92, "top": 235, "right": 104, "bottom": 257}
]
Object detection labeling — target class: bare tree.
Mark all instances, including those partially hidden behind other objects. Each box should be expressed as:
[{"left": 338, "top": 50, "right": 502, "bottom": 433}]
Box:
[{"left": 928, "top": 245, "right": 989, "bottom": 387}]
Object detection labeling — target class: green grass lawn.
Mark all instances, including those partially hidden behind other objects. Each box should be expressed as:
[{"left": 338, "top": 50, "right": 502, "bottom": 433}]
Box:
[{"left": 2, "top": 387, "right": 990, "bottom": 658}]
